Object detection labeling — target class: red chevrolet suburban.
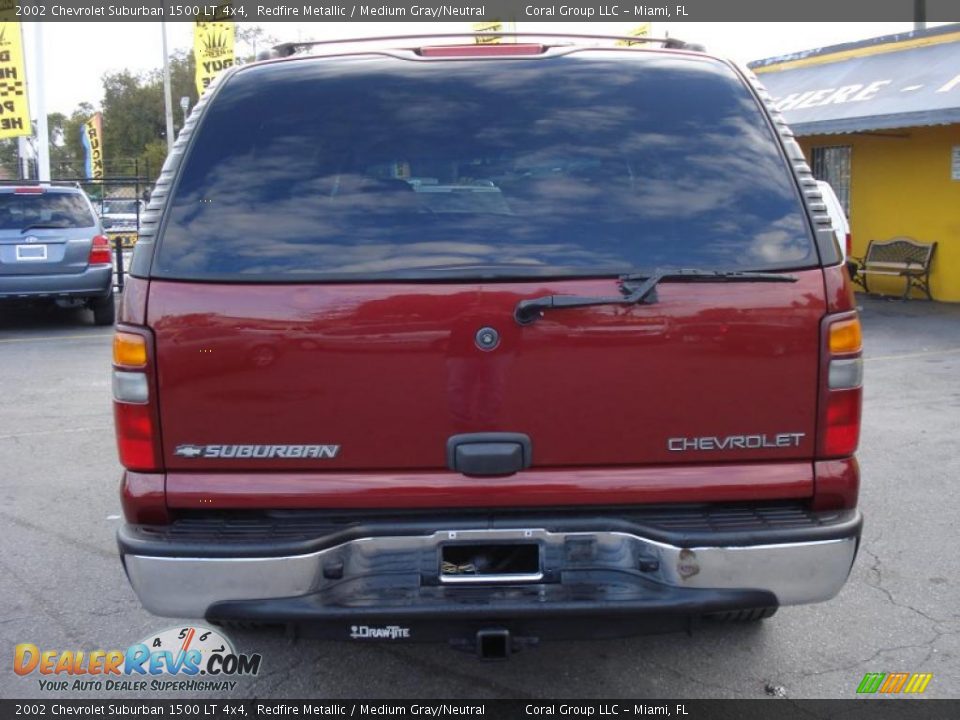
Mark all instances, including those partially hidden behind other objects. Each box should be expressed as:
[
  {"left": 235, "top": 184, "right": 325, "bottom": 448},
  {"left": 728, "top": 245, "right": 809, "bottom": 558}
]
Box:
[{"left": 113, "top": 34, "right": 862, "bottom": 658}]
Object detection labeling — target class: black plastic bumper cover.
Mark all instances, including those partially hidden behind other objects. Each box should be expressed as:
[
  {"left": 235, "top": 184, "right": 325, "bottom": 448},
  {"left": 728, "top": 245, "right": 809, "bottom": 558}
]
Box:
[{"left": 205, "top": 570, "right": 779, "bottom": 642}]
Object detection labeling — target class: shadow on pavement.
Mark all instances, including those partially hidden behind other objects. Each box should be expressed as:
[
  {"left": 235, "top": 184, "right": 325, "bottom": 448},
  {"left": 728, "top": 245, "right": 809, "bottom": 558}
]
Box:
[{"left": 0, "top": 300, "right": 100, "bottom": 331}]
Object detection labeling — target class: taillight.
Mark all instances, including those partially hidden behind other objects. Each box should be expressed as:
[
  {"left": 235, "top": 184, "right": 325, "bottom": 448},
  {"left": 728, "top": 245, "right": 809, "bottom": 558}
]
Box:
[
  {"left": 114, "top": 331, "right": 148, "bottom": 367},
  {"left": 818, "top": 313, "right": 863, "bottom": 458},
  {"left": 89, "top": 235, "right": 112, "bottom": 265},
  {"left": 114, "top": 403, "right": 157, "bottom": 470},
  {"left": 828, "top": 317, "right": 862, "bottom": 354},
  {"left": 112, "top": 327, "right": 161, "bottom": 471}
]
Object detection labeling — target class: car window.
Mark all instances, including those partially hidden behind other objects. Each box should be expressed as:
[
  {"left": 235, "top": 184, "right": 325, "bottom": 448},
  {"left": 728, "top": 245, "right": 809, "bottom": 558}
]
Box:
[
  {"left": 102, "top": 200, "right": 139, "bottom": 215},
  {"left": 101, "top": 216, "right": 130, "bottom": 230},
  {"left": 155, "top": 53, "right": 816, "bottom": 281},
  {"left": 0, "top": 192, "right": 95, "bottom": 231}
]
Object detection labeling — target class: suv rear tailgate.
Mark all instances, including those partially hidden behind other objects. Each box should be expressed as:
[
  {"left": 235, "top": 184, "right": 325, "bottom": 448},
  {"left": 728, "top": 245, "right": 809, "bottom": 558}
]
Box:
[{"left": 150, "top": 269, "right": 824, "bottom": 476}]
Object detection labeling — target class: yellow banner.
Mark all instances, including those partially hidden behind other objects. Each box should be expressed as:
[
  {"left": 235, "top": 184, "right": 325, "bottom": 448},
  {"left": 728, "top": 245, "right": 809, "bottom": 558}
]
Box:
[
  {"left": 82, "top": 112, "right": 104, "bottom": 180},
  {"left": 194, "top": 21, "right": 235, "bottom": 95},
  {"left": 105, "top": 231, "right": 138, "bottom": 249},
  {"left": 0, "top": 21, "right": 31, "bottom": 139},
  {"left": 617, "top": 24, "right": 653, "bottom": 47},
  {"left": 472, "top": 21, "right": 503, "bottom": 45}
]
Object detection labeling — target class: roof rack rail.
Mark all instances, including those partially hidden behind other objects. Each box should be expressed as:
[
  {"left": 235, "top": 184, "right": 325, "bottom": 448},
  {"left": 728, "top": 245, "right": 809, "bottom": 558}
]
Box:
[
  {"left": 0, "top": 180, "right": 82, "bottom": 189},
  {"left": 266, "top": 32, "right": 706, "bottom": 59}
]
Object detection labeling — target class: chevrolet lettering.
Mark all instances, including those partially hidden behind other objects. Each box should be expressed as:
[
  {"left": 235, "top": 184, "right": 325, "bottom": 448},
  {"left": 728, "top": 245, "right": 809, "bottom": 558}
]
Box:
[{"left": 667, "top": 433, "right": 806, "bottom": 452}]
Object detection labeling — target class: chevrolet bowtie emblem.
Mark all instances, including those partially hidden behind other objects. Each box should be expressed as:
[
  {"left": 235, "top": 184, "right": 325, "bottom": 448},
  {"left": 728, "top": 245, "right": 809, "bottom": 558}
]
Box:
[{"left": 174, "top": 445, "right": 205, "bottom": 458}]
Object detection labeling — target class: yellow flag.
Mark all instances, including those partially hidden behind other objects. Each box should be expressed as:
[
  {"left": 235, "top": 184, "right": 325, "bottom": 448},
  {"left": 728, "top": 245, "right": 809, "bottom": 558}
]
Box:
[
  {"left": 81, "top": 113, "right": 104, "bottom": 180},
  {"left": 472, "top": 21, "right": 503, "bottom": 45},
  {"left": 194, "top": 21, "right": 235, "bottom": 95},
  {"left": 0, "top": 22, "right": 31, "bottom": 139},
  {"left": 617, "top": 24, "right": 653, "bottom": 47}
]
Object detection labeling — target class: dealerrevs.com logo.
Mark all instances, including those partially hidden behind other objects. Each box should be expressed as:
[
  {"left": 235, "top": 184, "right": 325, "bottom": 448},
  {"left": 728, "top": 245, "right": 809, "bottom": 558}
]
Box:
[{"left": 14, "top": 625, "right": 262, "bottom": 693}]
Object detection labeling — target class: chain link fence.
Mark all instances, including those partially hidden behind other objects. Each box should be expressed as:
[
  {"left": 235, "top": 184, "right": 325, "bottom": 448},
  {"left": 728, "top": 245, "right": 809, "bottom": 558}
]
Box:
[{"left": 55, "top": 175, "right": 154, "bottom": 292}]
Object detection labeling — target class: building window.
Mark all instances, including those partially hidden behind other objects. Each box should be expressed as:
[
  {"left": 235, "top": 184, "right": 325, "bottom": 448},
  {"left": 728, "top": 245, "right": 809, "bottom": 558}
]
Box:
[{"left": 810, "top": 146, "right": 852, "bottom": 215}]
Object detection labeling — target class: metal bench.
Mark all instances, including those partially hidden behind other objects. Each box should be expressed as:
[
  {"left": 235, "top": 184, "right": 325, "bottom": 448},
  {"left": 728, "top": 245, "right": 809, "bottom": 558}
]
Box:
[{"left": 850, "top": 237, "right": 937, "bottom": 300}]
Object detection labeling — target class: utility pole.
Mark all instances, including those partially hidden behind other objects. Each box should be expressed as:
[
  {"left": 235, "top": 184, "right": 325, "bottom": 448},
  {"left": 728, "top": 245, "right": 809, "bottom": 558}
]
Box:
[
  {"left": 17, "top": 137, "right": 30, "bottom": 180},
  {"left": 179, "top": 96, "right": 191, "bottom": 129},
  {"left": 33, "top": 23, "right": 50, "bottom": 182},
  {"left": 161, "top": 22, "right": 175, "bottom": 154}
]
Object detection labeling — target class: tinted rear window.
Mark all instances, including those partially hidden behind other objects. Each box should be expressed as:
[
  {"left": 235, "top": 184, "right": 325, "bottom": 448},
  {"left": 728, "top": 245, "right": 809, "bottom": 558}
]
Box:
[
  {"left": 0, "top": 192, "right": 95, "bottom": 231},
  {"left": 155, "top": 53, "right": 815, "bottom": 281},
  {"left": 102, "top": 200, "right": 140, "bottom": 215}
]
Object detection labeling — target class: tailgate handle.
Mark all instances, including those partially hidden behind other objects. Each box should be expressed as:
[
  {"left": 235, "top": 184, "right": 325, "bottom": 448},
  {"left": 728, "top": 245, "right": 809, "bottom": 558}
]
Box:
[{"left": 447, "top": 433, "right": 532, "bottom": 477}]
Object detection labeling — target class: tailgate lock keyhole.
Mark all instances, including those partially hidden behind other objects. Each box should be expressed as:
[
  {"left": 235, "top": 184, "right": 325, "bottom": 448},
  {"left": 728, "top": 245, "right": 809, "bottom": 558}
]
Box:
[{"left": 475, "top": 326, "right": 500, "bottom": 351}]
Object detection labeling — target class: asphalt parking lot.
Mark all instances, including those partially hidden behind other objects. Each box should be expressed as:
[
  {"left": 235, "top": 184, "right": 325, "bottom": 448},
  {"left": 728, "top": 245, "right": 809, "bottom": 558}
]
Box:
[{"left": 1, "top": 295, "right": 958, "bottom": 699}]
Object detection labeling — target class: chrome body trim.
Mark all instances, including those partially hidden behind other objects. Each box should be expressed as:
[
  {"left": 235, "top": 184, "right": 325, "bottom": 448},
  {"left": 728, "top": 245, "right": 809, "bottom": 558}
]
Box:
[{"left": 123, "top": 527, "right": 858, "bottom": 618}]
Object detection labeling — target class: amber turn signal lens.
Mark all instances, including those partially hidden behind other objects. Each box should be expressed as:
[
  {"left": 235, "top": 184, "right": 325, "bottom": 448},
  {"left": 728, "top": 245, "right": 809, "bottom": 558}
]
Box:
[
  {"left": 113, "top": 332, "right": 147, "bottom": 367},
  {"left": 829, "top": 317, "right": 862, "bottom": 354}
]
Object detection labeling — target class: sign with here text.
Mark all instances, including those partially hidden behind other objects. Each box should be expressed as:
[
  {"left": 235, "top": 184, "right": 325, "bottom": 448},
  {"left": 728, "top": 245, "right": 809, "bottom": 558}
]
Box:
[{"left": 0, "top": 21, "right": 31, "bottom": 139}]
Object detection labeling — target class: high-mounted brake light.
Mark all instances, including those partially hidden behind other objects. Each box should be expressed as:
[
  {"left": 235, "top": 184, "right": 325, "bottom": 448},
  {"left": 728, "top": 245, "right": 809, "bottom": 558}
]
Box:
[
  {"left": 88, "top": 235, "right": 112, "bottom": 265},
  {"left": 419, "top": 43, "right": 546, "bottom": 57},
  {"left": 112, "top": 327, "right": 161, "bottom": 472},
  {"left": 818, "top": 314, "right": 863, "bottom": 458},
  {"left": 14, "top": 186, "right": 44, "bottom": 194}
]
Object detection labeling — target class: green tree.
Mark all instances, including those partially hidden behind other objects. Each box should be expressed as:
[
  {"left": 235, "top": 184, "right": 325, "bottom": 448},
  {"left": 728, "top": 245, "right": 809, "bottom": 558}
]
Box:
[
  {"left": 0, "top": 108, "right": 88, "bottom": 180},
  {"left": 97, "top": 50, "right": 198, "bottom": 178},
  {"left": 0, "top": 138, "right": 19, "bottom": 179},
  {"left": 236, "top": 24, "right": 278, "bottom": 62},
  {"left": 64, "top": 102, "right": 96, "bottom": 176},
  {"left": 101, "top": 69, "right": 163, "bottom": 176},
  {"left": 2, "top": 23, "right": 272, "bottom": 182},
  {"left": 48, "top": 111, "right": 83, "bottom": 177},
  {"left": 141, "top": 140, "right": 168, "bottom": 180}
]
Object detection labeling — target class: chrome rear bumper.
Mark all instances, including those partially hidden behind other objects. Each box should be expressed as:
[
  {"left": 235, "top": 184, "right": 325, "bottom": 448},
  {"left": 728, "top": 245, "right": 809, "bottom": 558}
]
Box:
[{"left": 121, "top": 522, "right": 859, "bottom": 619}]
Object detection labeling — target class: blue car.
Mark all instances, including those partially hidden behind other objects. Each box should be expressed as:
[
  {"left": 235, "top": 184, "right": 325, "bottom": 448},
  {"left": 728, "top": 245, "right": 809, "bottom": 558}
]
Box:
[{"left": 0, "top": 183, "right": 114, "bottom": 325}]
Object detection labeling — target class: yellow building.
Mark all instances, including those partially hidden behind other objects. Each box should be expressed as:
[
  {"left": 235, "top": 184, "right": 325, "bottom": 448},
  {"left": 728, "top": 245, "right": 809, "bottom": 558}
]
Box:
[{"left": 751, "top": 24, "right": 960, "bottom": 301}]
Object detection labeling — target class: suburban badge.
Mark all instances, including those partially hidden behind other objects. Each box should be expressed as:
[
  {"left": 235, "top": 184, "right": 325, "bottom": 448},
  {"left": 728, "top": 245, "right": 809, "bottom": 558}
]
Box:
[{"left": 174, "top": 444, "right": 340, "bottom": 459}]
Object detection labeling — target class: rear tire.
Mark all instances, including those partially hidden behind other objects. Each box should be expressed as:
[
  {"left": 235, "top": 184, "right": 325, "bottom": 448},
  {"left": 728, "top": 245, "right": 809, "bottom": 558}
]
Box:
[
  {"left": 90, "top": 293, "right": 115, "bottom": 326},
  {"left": 705, "top": 607, "right": 778, "bottom": 623}
]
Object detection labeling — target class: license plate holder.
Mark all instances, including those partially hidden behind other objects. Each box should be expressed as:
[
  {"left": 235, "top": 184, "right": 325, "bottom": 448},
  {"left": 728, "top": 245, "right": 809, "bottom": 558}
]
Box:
[
  {"left": 15, "top": 244, "right": 47, "bottom": 261},
  {"left": 440, "top": 542, "right": 543, "bottom": 584}
]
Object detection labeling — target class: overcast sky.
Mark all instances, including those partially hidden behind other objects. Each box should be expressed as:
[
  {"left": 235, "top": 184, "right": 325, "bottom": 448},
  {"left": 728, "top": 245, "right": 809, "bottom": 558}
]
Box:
[{"left": 20, "top": 21, "right": 958, "bottom": 115}]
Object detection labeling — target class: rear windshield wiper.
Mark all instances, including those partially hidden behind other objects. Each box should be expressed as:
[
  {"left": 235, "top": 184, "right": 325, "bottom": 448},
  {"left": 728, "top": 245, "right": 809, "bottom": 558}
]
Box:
[
  {"left": 20, "top": 223, "right": 70, "bottom": 233},
  {"left": 514, "top": 269, "right": 798, "bottom": 325}
]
